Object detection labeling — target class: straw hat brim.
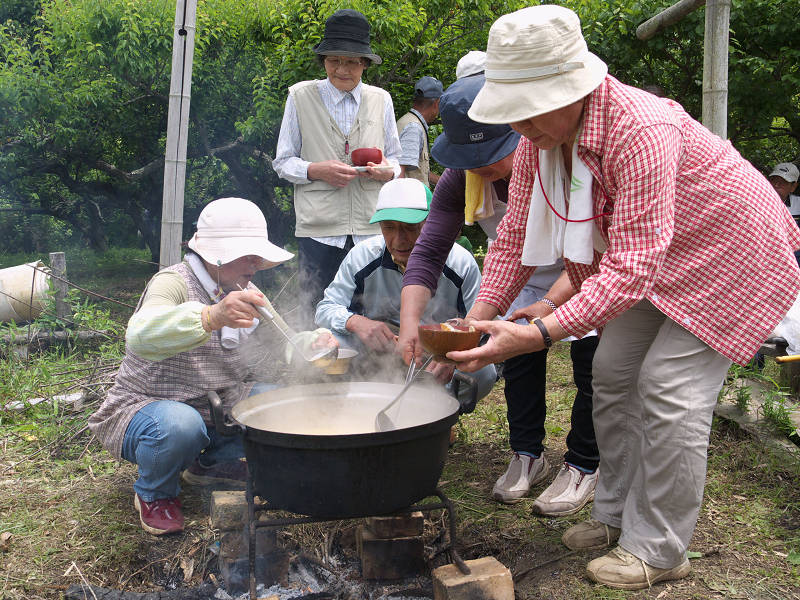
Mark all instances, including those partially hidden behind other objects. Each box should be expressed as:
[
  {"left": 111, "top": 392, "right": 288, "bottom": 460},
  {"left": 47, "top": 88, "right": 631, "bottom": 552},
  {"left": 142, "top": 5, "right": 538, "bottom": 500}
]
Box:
[{"left": 468, "top": 51, "right": 608, "bottom": 124}]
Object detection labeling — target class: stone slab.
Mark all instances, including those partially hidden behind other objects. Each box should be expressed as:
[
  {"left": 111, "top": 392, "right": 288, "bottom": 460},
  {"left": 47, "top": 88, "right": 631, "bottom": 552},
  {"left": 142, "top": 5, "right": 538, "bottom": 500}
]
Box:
[
  {"left": 365, "top": 511, "right": 424, "bottom": 538},
  {"left": 210, "top": 490, "right": 247, "bottom": 529},
  {"left": 357, "top": 525, "right": 425, "bottom": 580},
  {"left": 432, "top": 556, "right": 514, "bottom": 600}
]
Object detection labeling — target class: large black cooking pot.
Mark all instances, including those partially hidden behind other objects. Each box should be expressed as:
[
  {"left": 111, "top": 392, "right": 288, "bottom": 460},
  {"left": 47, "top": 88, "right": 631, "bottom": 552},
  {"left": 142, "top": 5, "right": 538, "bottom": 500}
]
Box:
[{"left": 209, "top": 381, "right": 460, "bottom": 518}]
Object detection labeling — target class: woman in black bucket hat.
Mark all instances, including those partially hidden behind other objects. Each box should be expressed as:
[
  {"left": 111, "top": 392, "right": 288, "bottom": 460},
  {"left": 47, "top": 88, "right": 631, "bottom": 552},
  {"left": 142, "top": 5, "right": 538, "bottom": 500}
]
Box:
[
  {"left": 273, "top": 9, "right": 401, "bottom": 322},
  {"left": 312, "top": 8, "right": 382, "bottom": 64}
]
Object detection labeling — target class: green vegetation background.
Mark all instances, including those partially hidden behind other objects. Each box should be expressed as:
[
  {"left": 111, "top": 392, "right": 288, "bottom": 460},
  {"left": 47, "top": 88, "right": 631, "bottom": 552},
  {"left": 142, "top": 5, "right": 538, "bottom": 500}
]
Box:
[{"left": 1, "top": 0, "right": 799, "bottom": 263}]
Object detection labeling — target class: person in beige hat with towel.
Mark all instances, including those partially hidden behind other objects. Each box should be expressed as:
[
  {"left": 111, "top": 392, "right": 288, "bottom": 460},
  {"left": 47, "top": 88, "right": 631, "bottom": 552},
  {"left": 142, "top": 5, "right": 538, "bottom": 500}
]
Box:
[
  {"left": 90, "top": 198, "right": 336, "bottom": 536},
  {"left": 443, "top": 4, "right": 800, "bottom": 590}
]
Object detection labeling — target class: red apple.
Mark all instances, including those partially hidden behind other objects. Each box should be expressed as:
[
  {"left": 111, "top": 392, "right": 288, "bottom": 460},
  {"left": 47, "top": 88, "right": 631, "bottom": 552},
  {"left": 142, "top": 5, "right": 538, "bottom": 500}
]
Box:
[{"left": 351, "top": 147, "right": 383, "bottom": 166}]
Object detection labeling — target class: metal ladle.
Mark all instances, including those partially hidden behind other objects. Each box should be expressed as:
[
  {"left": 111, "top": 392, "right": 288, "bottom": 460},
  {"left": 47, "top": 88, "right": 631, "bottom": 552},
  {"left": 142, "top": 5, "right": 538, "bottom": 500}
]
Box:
[
  {"left": 375, "top": 355, "right": 434, "bottom": 432},
  {"left": 237, "top": 284, "right": 337, "bottom": 363}
]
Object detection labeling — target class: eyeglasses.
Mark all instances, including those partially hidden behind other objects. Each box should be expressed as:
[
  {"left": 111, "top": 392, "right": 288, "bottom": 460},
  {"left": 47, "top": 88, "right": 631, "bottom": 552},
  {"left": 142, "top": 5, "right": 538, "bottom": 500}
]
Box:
[{"left": 324, "top": 57, "right": 365, "bottom": 70}]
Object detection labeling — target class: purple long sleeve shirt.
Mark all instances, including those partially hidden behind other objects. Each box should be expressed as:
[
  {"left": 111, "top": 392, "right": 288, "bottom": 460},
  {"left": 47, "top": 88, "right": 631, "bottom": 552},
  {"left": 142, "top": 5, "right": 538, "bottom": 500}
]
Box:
[{"left": 403, "top": 168, "right": 509, "bottom": 293}]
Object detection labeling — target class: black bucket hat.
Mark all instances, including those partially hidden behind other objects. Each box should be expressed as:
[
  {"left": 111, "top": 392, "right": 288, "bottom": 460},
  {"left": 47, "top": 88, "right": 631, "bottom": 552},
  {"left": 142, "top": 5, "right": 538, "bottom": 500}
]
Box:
[
  {"left": 431, "top": 74, "right": 520, "bottom": 170},
  {"left": 313, "top": 9, "right": 382, "bottom": 65}
]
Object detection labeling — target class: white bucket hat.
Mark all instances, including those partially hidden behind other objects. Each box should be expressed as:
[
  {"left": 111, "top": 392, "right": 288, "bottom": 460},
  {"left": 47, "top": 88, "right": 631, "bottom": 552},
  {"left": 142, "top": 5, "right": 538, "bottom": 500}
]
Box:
[
  {"left": 187, "top": 197, "right": 294, "bottom": 269},
  {"left": 468, "top": 5, "right": 608, "bottom": 124},
  {"left": 456, "top": 50, "right": 486, "bottom": 79}
]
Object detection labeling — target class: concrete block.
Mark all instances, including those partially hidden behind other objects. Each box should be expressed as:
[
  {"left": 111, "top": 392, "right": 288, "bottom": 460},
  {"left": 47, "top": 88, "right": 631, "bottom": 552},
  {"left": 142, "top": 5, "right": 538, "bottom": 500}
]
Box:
[
  {"left": 210, "top": 490, "right": 247, "bottom": 529},
  {"left": 365, "top": 511, "right": 424, "bottom": 538},
  {"left": 220, "top": 528, "right": 277, "bottom": 561},
  {"left": 220, "top": 551, "right": 290, "bottom": 594},
  {"left": 220, "top": 527, "right": 287, "bottom": 594},
  {"left": 357, "top": 525, "right": 425, "bottom": 580},
  {"left": 432, "top": 557, "right": 514, "bottom": 600}
]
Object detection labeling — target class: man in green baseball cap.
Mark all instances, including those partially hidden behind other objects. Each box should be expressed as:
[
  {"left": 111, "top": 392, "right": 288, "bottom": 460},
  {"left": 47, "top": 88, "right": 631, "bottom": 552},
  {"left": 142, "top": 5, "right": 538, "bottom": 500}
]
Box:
[{"left": 315, "top": 178, "right": 497, "bottom": 411}]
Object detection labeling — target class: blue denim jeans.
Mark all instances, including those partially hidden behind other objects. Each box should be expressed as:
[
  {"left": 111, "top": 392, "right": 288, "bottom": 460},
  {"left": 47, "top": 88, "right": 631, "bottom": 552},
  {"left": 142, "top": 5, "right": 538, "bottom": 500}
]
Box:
[{"left": 121, "top": 383, "right": 277, "bottom": 501}]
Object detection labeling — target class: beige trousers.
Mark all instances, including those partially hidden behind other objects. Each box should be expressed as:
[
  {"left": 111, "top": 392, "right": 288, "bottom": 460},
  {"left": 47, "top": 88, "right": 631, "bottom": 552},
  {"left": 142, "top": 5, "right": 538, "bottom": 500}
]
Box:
[{"left": 590, "top": 300, "right": 731, "bottom": 568}]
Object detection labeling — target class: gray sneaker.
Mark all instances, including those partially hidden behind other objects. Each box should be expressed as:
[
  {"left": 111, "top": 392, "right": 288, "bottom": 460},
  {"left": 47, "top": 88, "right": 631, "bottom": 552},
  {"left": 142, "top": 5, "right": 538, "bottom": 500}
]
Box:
[
  {"left": 491, "top": 452, "right": 550, "bottom": 504},
  {"left": 562, "top": 518, "right": 621, "bottom": 551},
  {"left": 532, "top": 463, "right": 597, "bottom": 516}
]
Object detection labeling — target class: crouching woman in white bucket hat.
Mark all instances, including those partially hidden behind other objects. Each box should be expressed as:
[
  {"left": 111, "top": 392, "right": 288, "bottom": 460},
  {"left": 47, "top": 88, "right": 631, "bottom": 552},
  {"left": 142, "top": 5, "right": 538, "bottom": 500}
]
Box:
[
  {"left": 448, "top": 4, "right": 800, "bottom": 591},
  {"left": 89, "top": 198, "right": 337, "bottom": 536}
]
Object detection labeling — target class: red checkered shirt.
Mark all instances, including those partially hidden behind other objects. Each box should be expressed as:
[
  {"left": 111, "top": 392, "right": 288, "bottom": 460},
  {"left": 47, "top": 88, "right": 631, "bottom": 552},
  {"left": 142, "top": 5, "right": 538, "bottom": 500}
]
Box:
[{"left": 478, "top": 76, "right": 800, "bottom": 365}]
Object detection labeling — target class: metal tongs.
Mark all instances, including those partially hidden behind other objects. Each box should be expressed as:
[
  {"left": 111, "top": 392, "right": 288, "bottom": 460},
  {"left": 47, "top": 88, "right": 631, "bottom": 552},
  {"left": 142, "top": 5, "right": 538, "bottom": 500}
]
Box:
[
  {"left": 374, "top": 354, "right": 434, "bottom": 432},
  {"left": 237, "top": 284, "right": 337, "bottom": 363}
]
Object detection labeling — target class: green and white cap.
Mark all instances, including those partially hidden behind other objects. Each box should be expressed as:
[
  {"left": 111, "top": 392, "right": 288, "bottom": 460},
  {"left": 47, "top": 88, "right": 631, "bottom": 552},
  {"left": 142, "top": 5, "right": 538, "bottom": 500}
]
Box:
[{"left": 369, "top": 179, "right": 432, "bottom": 224}]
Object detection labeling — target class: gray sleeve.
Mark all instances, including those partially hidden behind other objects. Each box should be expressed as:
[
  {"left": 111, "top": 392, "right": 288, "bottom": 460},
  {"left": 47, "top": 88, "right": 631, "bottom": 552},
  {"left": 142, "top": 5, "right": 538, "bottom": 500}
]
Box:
[{"left": 397, "top": 122, "right": 425, "bottom": 169}]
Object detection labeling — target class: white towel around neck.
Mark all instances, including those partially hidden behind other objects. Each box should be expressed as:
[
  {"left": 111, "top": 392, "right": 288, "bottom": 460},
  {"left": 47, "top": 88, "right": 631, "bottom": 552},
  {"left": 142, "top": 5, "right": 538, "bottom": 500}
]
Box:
[
  {"left": 520, "top": 141, "right": 602, "bottom": 266},
  {"left": 186, "top": 253, "right": 259, "bottom": 349}
]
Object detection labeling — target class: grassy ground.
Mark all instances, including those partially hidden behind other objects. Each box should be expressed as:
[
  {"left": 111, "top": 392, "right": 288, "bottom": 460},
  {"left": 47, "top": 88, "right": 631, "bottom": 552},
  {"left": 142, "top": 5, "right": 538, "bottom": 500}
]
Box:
[{"left": 2, "top": 263, "right": 800, "bottom": 599}]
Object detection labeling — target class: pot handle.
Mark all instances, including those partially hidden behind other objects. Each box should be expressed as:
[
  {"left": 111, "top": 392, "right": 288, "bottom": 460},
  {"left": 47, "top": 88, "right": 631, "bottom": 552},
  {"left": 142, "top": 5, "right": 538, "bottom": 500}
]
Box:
[
  {"left": 208, "top": 391, "right": 245, "bottom": 437},
  {"left": 451, "top": 372, "right": 478, "bottom": 415}
]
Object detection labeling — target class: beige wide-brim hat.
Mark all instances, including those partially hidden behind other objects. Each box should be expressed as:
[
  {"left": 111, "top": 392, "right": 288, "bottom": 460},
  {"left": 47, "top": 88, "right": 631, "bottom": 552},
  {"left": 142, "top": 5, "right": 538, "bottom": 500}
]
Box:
[
  {"left": 468, "top": 5, "right": 608, "bottom": 125},
  {"left": 187, "top": 197, "right": 294, "bottom": 270}
]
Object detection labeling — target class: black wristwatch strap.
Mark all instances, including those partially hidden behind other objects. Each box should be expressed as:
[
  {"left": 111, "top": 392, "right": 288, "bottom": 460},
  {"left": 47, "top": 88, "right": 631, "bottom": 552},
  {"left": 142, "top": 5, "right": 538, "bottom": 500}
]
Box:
[{"left": 532, "top": 317, "right": 552, "bottom": 348}]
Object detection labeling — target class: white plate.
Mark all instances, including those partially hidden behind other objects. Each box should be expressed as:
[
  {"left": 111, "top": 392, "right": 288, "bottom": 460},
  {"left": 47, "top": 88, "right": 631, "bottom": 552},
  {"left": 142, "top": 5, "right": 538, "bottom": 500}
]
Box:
[{"left": 353, "top": 165, "right": 394, "bottom": 172}]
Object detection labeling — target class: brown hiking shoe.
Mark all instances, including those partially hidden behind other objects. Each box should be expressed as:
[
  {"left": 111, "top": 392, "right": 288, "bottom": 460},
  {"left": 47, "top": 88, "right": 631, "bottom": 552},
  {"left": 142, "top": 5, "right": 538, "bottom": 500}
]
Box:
[
  {"left": 587, "top": 546, "right": 691, "bottom": 590},
  {"left": 562, "top": 518, "right": 621, "bottom": 551}
]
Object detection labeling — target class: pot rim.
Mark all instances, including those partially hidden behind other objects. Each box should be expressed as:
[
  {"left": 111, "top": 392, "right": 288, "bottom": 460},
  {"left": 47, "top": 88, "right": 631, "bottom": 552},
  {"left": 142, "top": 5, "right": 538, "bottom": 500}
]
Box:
[{"left": 231, "top": 381, "right": 460, "bottom": 449}]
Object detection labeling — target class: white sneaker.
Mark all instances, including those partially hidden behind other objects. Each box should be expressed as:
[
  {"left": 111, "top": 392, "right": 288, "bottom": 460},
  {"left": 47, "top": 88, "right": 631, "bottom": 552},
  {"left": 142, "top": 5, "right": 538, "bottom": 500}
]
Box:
[
  {"left": 492, "top": 452, "right": 550, "bottom": 504},
  {"left": 532, "top": 462, "right": 597, "bottom": 516}
]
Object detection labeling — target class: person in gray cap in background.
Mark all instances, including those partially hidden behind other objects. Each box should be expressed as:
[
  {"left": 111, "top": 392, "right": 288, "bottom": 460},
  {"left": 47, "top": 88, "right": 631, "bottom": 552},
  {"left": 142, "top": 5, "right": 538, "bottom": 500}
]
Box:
[
  {"left": 768, "top": 162, "right": 800, "bottom": 225},
  {"left": 397, "top": 76, "right": 443, "bottom": 187},
  {"left": 398, "top": 66, "right": 600, "bottom": 516},
  {"left": 273, "top": 9, "right": 402, "bottom": 322}
]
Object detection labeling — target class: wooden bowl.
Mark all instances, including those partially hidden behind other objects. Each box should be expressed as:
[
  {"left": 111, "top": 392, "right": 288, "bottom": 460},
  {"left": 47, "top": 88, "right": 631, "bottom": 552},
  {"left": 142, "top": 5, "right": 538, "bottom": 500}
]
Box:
[
  {"left": 418, "top": 324, "right": 481, "bottom": 362},
  {"left": 351, "top": 147, "right": 383, "bottom": 166}
]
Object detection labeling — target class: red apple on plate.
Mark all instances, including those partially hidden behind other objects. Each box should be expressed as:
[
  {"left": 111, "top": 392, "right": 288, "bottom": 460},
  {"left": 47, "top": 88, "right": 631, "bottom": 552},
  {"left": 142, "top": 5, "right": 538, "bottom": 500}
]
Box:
[{"left": 351, "top": 147, "right": 383, "bottom": 166}]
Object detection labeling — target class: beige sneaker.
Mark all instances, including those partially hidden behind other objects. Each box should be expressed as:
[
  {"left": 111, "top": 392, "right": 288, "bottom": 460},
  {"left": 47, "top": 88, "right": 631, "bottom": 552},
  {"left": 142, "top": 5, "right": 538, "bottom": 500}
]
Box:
[
  {"left": 532, "top": 463, "right": 597, "bottom": 516},
  {"left": 562, "top": 518, "right": 621, "bottom": 551},
  {"left": 587, "top": 546, "right": 691, "bottom": 590},
  {"left": 491, "top": 452, "right": 550, "bottom": 504}
]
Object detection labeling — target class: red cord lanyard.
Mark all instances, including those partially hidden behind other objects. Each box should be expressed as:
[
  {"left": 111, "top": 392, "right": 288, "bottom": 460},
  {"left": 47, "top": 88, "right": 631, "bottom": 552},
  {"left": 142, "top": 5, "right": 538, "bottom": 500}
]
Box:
[{"left": 536, "top": 158, "right": 611, "bottom": 223}]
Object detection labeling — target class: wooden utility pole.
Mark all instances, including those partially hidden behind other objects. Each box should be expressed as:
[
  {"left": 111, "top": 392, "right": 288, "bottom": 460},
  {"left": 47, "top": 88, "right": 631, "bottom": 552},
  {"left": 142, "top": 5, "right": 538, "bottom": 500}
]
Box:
[
  {"left": 702, "top": 0, "right": 730, "bottom": 138},
  {"left": 48, "top": 252, "right": 71, "bottom": 320},
  {"left": 159, "top": 0, "right": 197, "bottom": 268},
  {"left": 636, "top": 0, "right": 730, "bottom": 138}
]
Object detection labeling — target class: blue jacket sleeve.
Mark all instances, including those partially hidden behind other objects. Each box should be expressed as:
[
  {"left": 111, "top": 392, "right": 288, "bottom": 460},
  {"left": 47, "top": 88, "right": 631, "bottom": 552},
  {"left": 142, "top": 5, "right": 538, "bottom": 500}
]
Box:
[{"left": 314, "top": 243, "right": 371, "bottom": 333}]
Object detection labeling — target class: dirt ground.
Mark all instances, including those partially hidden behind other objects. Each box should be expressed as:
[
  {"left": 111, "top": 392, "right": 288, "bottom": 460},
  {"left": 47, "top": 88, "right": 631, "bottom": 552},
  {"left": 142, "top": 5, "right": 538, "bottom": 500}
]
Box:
[{"left": 3, "top": 344, "right": 800, "bottom": 600}]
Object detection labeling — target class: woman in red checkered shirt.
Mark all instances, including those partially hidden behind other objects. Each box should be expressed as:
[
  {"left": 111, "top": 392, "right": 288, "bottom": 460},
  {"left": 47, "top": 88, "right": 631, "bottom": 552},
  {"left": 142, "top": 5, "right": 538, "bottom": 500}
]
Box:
[{"left": 447, "top": 5, "right": 800, "bottom": 591}]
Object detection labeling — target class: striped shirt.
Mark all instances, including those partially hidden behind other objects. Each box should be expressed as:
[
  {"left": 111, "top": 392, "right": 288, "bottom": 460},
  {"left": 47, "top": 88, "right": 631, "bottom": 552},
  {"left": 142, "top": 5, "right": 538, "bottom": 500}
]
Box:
[
  {"left": 273, "top": 79, "right": 401, "bottom": 184},
  {"left": 478, "top": 76, "right": 800, "bottom": 365},
  {"left": 397, "top": 108, "right": 428, "bottom": 169},
  {"left": 273, "top": 78, "right": 401, "bottom": 248}
]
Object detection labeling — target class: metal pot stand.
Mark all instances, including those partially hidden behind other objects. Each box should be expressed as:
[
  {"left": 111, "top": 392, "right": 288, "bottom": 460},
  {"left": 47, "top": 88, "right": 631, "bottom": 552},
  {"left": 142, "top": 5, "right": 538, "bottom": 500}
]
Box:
[{"left": 233, "top": 480, "right": 471, "bottom": 600}]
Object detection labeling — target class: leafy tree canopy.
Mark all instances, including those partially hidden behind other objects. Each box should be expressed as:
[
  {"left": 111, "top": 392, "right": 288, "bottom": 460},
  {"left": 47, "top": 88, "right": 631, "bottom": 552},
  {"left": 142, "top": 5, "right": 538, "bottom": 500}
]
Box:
[{"left": 0, "top": 0, "right": 797, "bottom": 259}]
